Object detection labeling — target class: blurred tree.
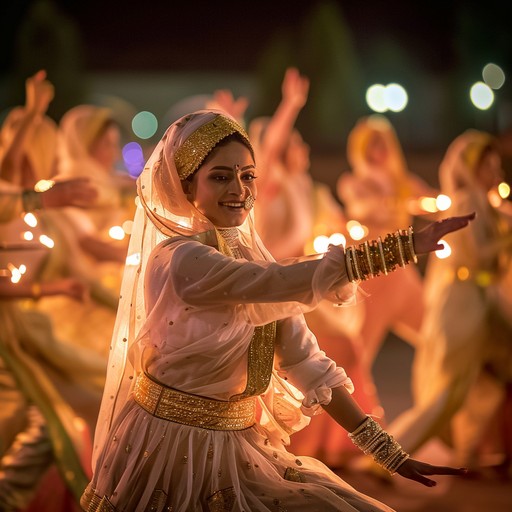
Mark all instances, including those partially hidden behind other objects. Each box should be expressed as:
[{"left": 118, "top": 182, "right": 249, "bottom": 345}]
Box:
[
  {"left": 254, "top": 0, "right": 366, "bottom": 150},
  {"left": 5, "top": 0, "right": 87, "bottom": 121}
]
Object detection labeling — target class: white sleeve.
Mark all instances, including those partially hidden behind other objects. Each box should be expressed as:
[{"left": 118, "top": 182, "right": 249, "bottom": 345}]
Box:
[
  {"left": 169, "top": 239, "right": 353, "bottom": 311},
  {"left": 274, "top": 314, "right": 354, "bottom": 416}
]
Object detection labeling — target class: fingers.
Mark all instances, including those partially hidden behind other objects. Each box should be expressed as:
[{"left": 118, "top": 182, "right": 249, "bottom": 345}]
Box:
[
  {"left": 415, "top": 475, "right": 437, "bottom": 487},
  {"left": 426, "top": 465, "right": 468, "bottom": 476},
  {"left": 399, "top": 459, "right": 468, "bottom": 487}
]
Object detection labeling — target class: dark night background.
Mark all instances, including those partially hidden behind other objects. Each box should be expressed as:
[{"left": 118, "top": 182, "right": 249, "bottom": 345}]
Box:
[
  {"left": 1, "top": 0, "right": 512, "bottom": 182},
  {"left": 2, "top": 5, "right": 512, "bottom": 510}
]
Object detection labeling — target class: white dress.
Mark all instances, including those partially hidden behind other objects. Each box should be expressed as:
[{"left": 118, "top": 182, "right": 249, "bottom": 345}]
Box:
[{"left": 82, "top": 231, "right": 394, "bottom": 511}]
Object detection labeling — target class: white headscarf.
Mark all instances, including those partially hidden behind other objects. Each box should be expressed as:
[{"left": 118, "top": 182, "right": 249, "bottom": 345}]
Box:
[{"left": 92, "top": 109, "right": 273, "bottom": 462}]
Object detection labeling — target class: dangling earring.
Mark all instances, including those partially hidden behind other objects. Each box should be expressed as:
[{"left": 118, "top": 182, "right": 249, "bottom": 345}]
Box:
[{"left": 243, "top": 187, "right": 255, "bottom": 210}]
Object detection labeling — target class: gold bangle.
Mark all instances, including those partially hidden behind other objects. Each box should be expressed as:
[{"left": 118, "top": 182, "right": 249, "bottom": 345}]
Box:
[
  {"left": 31, "top": 282, "right": 41, "bottom": 300},
  {"left": 345, "top": 248, "right": 355, "bottom": 282},
  {"left": 395, "top": 231, "right": 406, "bottom": 267},
  {"left": 348, "top": 417, "right": 410, "bottom": 475},
  {"left": 345, "top": 227, "right": 419, "bottom": 283},
  {"left": 407, "top": 226, "right": 418, "bottom": 263}
]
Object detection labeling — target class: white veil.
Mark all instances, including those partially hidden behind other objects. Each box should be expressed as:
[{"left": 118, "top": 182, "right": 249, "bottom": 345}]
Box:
[{"left": 92, "top": 110, "right": 269, "bottom": 462}]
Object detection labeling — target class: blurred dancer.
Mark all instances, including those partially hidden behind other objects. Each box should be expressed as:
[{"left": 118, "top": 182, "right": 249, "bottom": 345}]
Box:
[
  {"left": 0, "top": 71, "right": 114, "bottom": 511},
  {"left": 337, "top": 115, "right": 438, "bottom": 402},
  {"left": 388, "top": 130, "right": 512, "bottom": 476}
]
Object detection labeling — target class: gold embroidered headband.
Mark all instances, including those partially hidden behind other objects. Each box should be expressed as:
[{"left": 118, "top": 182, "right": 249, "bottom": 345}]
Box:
[{"left": 174, "top": 115, "right": 254, "bottom": 180}]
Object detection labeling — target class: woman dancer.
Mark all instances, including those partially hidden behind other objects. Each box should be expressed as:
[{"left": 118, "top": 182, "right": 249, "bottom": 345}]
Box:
[
  {"left": 82, "top": 110, "right": 471, "bottom": 511},
  {"left": 388, "top": 130, "right": 512, "bottom": 476},
  {"left": 337, "top": 115, "right": 438, "bottom": 407}
]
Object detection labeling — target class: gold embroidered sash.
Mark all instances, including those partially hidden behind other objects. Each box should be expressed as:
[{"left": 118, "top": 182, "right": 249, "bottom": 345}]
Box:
[{"left": 134, "top": 372, "right": 256, "bottom": 431}]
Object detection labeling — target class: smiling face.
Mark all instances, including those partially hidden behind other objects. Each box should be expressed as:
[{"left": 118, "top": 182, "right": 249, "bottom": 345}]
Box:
[{"left": 184, "top": 138, "right": 257, "bottom": 227}]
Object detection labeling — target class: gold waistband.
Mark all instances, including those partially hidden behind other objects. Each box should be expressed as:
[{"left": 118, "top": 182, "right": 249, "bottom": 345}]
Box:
[{"left": 133, "top": 372, "right": 256, "bottom": 431}]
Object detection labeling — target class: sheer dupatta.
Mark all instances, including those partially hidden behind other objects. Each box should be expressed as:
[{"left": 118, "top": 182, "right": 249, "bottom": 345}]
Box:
[{"left": 92, "top": 110, "right": 273, "bottom": 463}]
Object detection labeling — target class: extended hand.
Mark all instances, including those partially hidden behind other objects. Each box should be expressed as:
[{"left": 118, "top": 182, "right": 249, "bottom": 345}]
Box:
[
  {"left": 25, "top": 70, "right": 55, "bottom": 116},
  {"left": 209, "top": 89, "right": 249, "bottom": 124},
  {"left": 397, "top": 458, "right": 467, "bottom": 487},
  {"left": 281, "top": 67, "right": 310, "bottom": 109},
  {"left": 413, "top": 212, "right": 476, "bottom": 254},
  {"left": 41, "top": 177, "right": 98, "bottom": 209}
]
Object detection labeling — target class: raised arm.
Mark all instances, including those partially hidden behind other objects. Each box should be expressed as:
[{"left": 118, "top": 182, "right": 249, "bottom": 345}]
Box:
[
  {"left": 0, "top": 70, "right": 54, "bottom": 184},
  {"left": 257, "top": 68, "right": 309, "bottom": 179}
]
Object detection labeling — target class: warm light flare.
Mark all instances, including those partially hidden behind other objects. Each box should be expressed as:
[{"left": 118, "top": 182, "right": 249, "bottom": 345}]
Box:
[
  {"left": 488, "top": 190, "right": 502, "bottom": 207},
  {"left": 122, "top": 220, "right": 134, "bottom": 235},
  {"left": 23, "top": 213, "right": 38, "bottom": 228},
  {"left": 126, "top": 252, "right": 141, "bottom": 266},
  {"left": 346, "top": 220, "right": 367, "bottom": 241},
  {"left": 109, "top": 226, "right": 126, "bottom": 240},
  {"left": 419, "top": 197, "right": 438, "bottom": 213},
  {"left": 328, "top": 233, "right": 347, "bottom": 248},
  {"left": 313, "top": 235, "right": 330, "bottom": 254},
  {"left": 8, "top": 264, "right": 22, "bottom": 284},
  {"left": 34, "top": 179, "right": 55, "bottom": 192},
  {"left": 435, "top": 194, "right": 451, "bottom": 211},
  {"left": 23, "top": 231, "right": 34, "bottom": 241},
  {"left": 39, "top": 235, "right": 54, "bottom": 248},
  {"left": 498, "top": 182, "right": 510, "bottom": 199},
  {"left": 457, "top": 266, "right": 470, "bottom": 281},
  {"left": 435, "top": 240, "right": 451, "bottom": 259}
]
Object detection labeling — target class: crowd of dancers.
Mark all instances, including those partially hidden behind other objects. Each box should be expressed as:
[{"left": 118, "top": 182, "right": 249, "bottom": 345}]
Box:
[{"left": 0, "top": 68, "right": 511, "bottom": 511}]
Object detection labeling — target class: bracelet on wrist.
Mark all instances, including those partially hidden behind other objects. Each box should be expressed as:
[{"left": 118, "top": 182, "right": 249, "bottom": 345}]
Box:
[
  {"left": 348, "top": 417, "right": 410, "bottom": 475},
  {"left": 345, "top": 226, "right": 417, "bottom": 282}
]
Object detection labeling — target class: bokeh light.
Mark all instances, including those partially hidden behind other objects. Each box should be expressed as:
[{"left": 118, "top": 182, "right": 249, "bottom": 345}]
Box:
[
  {"left": 34, "top": 179, "right": 54, "bottom": 192},
  {"left": 9, "top": 264, "right": 21, "bottom": 284},
  {"left": 122, "top": 142, "right": 145, "bottom": 177},
  {"left": 366, "top": 83, "right": 408, "bottom": 112},
  {"left": 329, "top": 233, "right": 347, "bottom": 247},
  {"left": 109, "top": 226, "right": 126, "bottom": 240},
  {"left": 313, "top": 235, "right": 330, "bottom": 253},
  {"left": 23, "top": 213, "right": 37, "bottom": 228},
  {"left": 132, "top": 111, "right": 158, "bottom": 139},
  {"left": 346, "top": 220, "right": 366, "bottom": 240},
  {"left": 383, "top": 83, "right": 408, "bottom": 112},
  {"left": 122, "top": 220, "right": 134, "bottom": 235},
  {"left": 366, "top": 85, "right": 387, "bottom": 113},
  {"left": 435, "top": 240, "right": 451, "bottom": 259},
  {"left": 126, "top": 252, "right": 141, "bottom": 266},
  {"left": 39, "top": 235, "right": 54, "bottom": 248},
  {"left": 457, "top": 266, "right": 470, "bottom": 281},
  {"left": 482, "top": 63, "right": 505, "bottom": 90},
  {"left": 470, "top": 82, "right": 494, "bottom": 110},
  {"left": 435, "top": 194, "right": 451, "bottom": 211},
  {"left": 23, "top": 231, "right": 34, "bottom": 241},
  {"left": 419, "top": 196, "right": 438, "bottom": 213},
  {"left": 498, "top": 182, "right": 510, "bottom": 199}
]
